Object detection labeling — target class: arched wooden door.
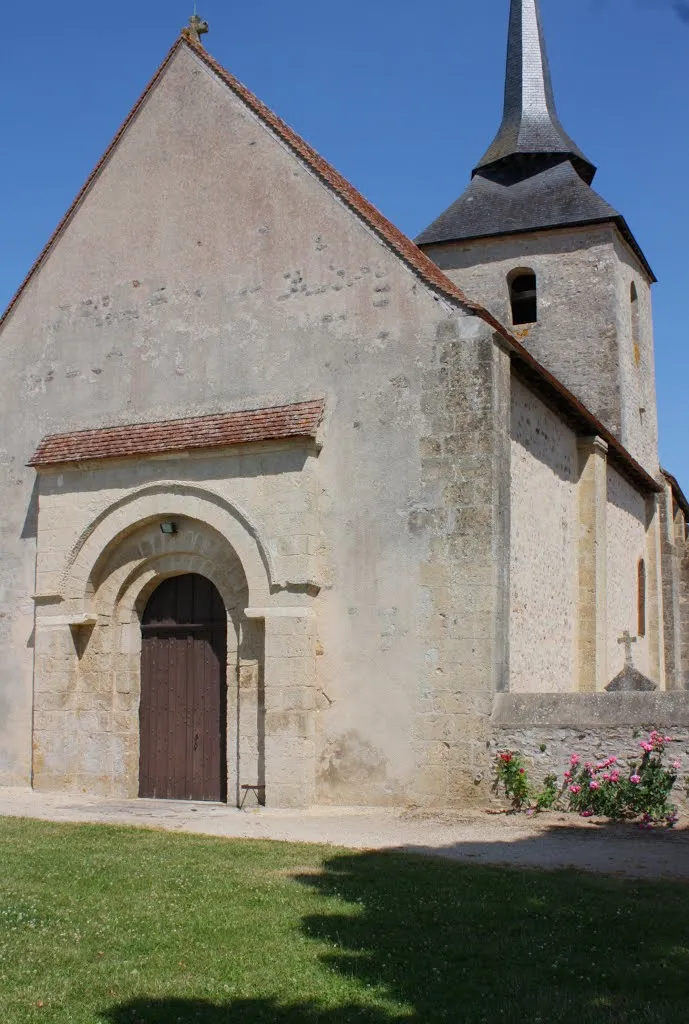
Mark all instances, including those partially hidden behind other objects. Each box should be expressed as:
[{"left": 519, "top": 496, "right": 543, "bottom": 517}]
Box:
[{"left": 139, "top": 574, "right": 227, "bottom": 802}]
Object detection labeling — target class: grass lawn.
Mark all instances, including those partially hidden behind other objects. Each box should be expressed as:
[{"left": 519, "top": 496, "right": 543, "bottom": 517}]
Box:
[{"left": 0, "top": 818, "right": 688, "bottom": 1022}]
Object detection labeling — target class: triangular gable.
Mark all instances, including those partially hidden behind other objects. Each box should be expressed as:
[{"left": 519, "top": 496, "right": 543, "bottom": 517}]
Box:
[
  {"left": 0, "top": 32, "right": 660, "bottom": 498},
  {"left": 0, "top": 35, "right": 490, "bottom": 333}
]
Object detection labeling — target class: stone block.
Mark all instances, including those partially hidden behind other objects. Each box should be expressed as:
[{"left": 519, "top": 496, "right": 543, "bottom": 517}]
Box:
[
  {"left": 413, "top": 714, "right": 451, "bottom": 742},
  {"left": 265, "top": 710, "right": 315, "bottom": 738},
  {"left": 264, "top": 655, "right": 316, "bottom": 687},
  {"left": 264, "top": 632, "right": 314, "bottom": 659}
]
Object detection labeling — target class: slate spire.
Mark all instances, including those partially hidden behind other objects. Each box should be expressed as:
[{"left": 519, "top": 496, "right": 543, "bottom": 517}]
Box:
[
  {"left": 415, "top": 0, "right": 653, "bottom": 279},
  {"left": 475, "top": 0, "right": 596, "bottom": 184}
]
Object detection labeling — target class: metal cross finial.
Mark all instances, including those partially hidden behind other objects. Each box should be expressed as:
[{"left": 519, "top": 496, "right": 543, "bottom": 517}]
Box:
[
  {"left": 182, "top": 12, "right": 209, "bottom": 46},
  {"left": 618, "top": 630, "right": 637, "bottom": 667}
]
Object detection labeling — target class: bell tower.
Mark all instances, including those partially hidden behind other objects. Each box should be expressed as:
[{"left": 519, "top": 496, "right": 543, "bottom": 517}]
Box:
[{"left": 417, "top": 0, "right": 659, "bottom": 474}]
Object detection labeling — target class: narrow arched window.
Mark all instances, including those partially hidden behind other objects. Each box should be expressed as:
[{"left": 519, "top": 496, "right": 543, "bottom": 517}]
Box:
[
  {"left": 631, "top": 282, "right": 640, "bottom": 366},
  {"left": 637, "top": 558, "right": 646, "bottom": 638},
  {"left": 509, "top": 270, "right": 537, "bottom": 325}
]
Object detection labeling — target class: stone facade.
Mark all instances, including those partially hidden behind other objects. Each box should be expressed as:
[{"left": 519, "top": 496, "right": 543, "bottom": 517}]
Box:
[
  {"left": 31, "top": 445, "right": 319, "bottom": 804},
  {"left": 0, "top": 31, "right": 688, "bottom": 810},
  {"left": 0, "top": 42, "right": 512, "bottom": 806},
  {"left": 605, "top": 466, "right": 651, "bottom": 678},
  {"left": 509, "top": 377, "right": 578, "bottom": 693},
  {"left": 422, "top": 224, "right": 660, "bottom": 476}
]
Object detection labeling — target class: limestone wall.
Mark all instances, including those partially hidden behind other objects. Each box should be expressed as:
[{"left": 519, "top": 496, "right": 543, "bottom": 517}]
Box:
[
  {"left": 606, "top": 465, "right": 650, "bottom": 678},
  {"left": 31, "top": 446, "right": 317, "bottom": 799},
  {"left": 681, "top": 541, "right": 689, "bottom": 690},
  {"left": 509, "top": 376, "right": 578, "bottom": 692},
  {"left": 611, "top": 233, "right": 660, "bottom": 480},
  {"left": 0, "top": 44, "right": 508, "bottom": 805}
]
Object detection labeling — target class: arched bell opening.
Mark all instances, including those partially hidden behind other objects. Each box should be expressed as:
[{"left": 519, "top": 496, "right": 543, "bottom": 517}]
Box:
[{"left": 508, "top": 268, "right": 538, "bottom": 325}]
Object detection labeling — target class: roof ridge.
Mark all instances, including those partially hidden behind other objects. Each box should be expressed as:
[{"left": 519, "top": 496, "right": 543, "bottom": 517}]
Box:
[{"left": 178, "top": 37, "right": 495, "bottom": 322}]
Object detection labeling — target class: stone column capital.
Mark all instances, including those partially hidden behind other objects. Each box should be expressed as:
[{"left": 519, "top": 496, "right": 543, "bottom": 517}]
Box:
[{"left": 577, "top": 434, "right": 609, "bottom": 457}]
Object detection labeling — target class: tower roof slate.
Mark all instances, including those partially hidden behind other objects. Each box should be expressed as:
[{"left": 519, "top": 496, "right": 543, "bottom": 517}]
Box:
[
  {"left": 417, "top": 161, "right": 618, "bottom": 245},
  {"left": 475, "top": 0, "right": 595, "bottom": 184},
  {"left": 416, "top": 0, "right": 654, "bottom": 280}
]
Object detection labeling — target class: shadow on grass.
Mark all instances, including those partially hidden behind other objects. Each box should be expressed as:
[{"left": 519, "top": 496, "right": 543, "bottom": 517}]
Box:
[
  {"left": 102, "top": 997, "right": 392, "bottom": 1022},
  {"left": 102, "top": 843, "right": 689, "bottom": 1023}
]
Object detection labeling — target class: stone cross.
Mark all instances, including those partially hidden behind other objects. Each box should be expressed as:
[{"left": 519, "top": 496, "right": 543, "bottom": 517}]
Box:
[
  {"left": 182, "top": 13, "right": 209, "bottom": 45},
  {"left": 617, "top": 630, "right": 637, "bottom": 667}
]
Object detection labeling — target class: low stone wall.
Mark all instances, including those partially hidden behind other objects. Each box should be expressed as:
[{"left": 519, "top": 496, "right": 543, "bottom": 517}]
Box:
[{"left": 490, "top": 693, "right": 689, "bottom": 809}]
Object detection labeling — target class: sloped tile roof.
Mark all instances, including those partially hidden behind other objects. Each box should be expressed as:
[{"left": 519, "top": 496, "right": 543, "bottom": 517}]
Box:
[{"left": 29, "top": 400, "right": 324, "bottom": 467}]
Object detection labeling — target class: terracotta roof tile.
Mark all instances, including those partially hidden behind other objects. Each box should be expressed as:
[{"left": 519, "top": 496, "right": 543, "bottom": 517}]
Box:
[{"left": 29, "top": 399, "right": 324, "bottom": 467}]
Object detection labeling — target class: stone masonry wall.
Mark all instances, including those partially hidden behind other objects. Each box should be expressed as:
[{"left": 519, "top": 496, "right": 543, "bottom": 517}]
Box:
[
  {"left": 681, "top": 540, "right": 689, "bottom": 691},
  {"left": 509, "top": 376, "right": 578, "bottom": 692},
  {"left": 611, "top": 232, "right": 660, "bottom": 480},
  {"left": 422, "top": 224, "right": 659, "bottom": 477},
  {"left": 0, "top": 43, "right": 504, "bottom": 803},
  {"left": 606, "top": 465, "right": 650, "bottom": 679},
  {"left": 32, "top": 451, "right": 296, "bottom": 798}
]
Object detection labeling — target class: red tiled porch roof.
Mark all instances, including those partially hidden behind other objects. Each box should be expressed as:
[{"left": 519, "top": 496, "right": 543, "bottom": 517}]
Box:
[{"left": 29, "top": 399, "right": 324, "bottom": 467}]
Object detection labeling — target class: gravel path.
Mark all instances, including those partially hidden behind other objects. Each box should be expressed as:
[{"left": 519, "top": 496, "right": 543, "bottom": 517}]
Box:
[{"left": 1, "top": 787, "right": 688, "bottom": 881}]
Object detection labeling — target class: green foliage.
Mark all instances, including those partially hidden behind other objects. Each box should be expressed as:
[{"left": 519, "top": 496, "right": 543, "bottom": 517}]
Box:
[
  {"left": 534, "top": 773, "right": 559, "bottom": 812},
  {"left": 494, "top": 750, "right": 531, "bottom": 809},
  {"left": 494, "top": 731, "right": 683, "bottom": 826}
]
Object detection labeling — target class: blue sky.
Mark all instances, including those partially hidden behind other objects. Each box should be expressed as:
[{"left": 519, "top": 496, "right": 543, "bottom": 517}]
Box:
[{"left": 1, "top": 1, "right": 687, "bottom": 484}]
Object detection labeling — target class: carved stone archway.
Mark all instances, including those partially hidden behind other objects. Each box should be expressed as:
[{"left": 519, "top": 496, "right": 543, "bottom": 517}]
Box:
[{"left": 33, "top": 497, "right": 317, "bottom": 807}]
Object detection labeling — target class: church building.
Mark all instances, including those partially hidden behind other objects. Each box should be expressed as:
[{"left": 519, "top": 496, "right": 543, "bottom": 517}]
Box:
[{"left": 1, "top": 1, "right": 688, "bottom": 808}]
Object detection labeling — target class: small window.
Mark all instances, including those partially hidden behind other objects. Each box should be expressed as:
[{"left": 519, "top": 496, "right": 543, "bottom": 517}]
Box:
[
  {"left": 631, "top": 282, "right": 641, "bottom": 366},
  {"left": 637, "top": 558, "right": 646, "bottom": 638},
  {"left": 509, "top": 271, "right": 538, "bottom": 325}
]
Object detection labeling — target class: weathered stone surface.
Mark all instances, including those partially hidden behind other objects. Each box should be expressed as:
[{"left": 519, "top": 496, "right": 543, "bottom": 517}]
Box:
[
  {"left": 492, "top": 692, "right": 689, "bottom": 728},
  {"left": 605, "top": 665, "right": 656, "bottom": 692},
  {"left": 1, "top": 21, "right": 686, "bottom": 811},
  {"left": 423, "top": 224, "right": 660, "bottom": 477}
]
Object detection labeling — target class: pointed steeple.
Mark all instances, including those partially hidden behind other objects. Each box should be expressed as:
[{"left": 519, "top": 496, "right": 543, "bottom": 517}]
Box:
[
  {"left": 415, "top": 0, "right": 653, "bottom": 279},
  {"left": 475, "top": 0, "right": 595, "bottom": 184}
]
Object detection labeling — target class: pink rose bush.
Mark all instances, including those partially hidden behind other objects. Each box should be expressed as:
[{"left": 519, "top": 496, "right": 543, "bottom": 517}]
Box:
[
  {"left": 563, "top": 732, "right": 681, "bottom": 826},
  {"left": 494, "top": 731, "right": 683, "bottom": 826}
]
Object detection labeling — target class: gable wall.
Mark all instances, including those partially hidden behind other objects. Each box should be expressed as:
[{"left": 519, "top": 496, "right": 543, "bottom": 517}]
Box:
[{"left": 0, "top": 45, "right": 507, "bottom": 803}]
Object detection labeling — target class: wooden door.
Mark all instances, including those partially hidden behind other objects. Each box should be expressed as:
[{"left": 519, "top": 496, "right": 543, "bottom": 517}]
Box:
[{"left": 139, "top": 574, "right": 227, "bottom": 801}]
